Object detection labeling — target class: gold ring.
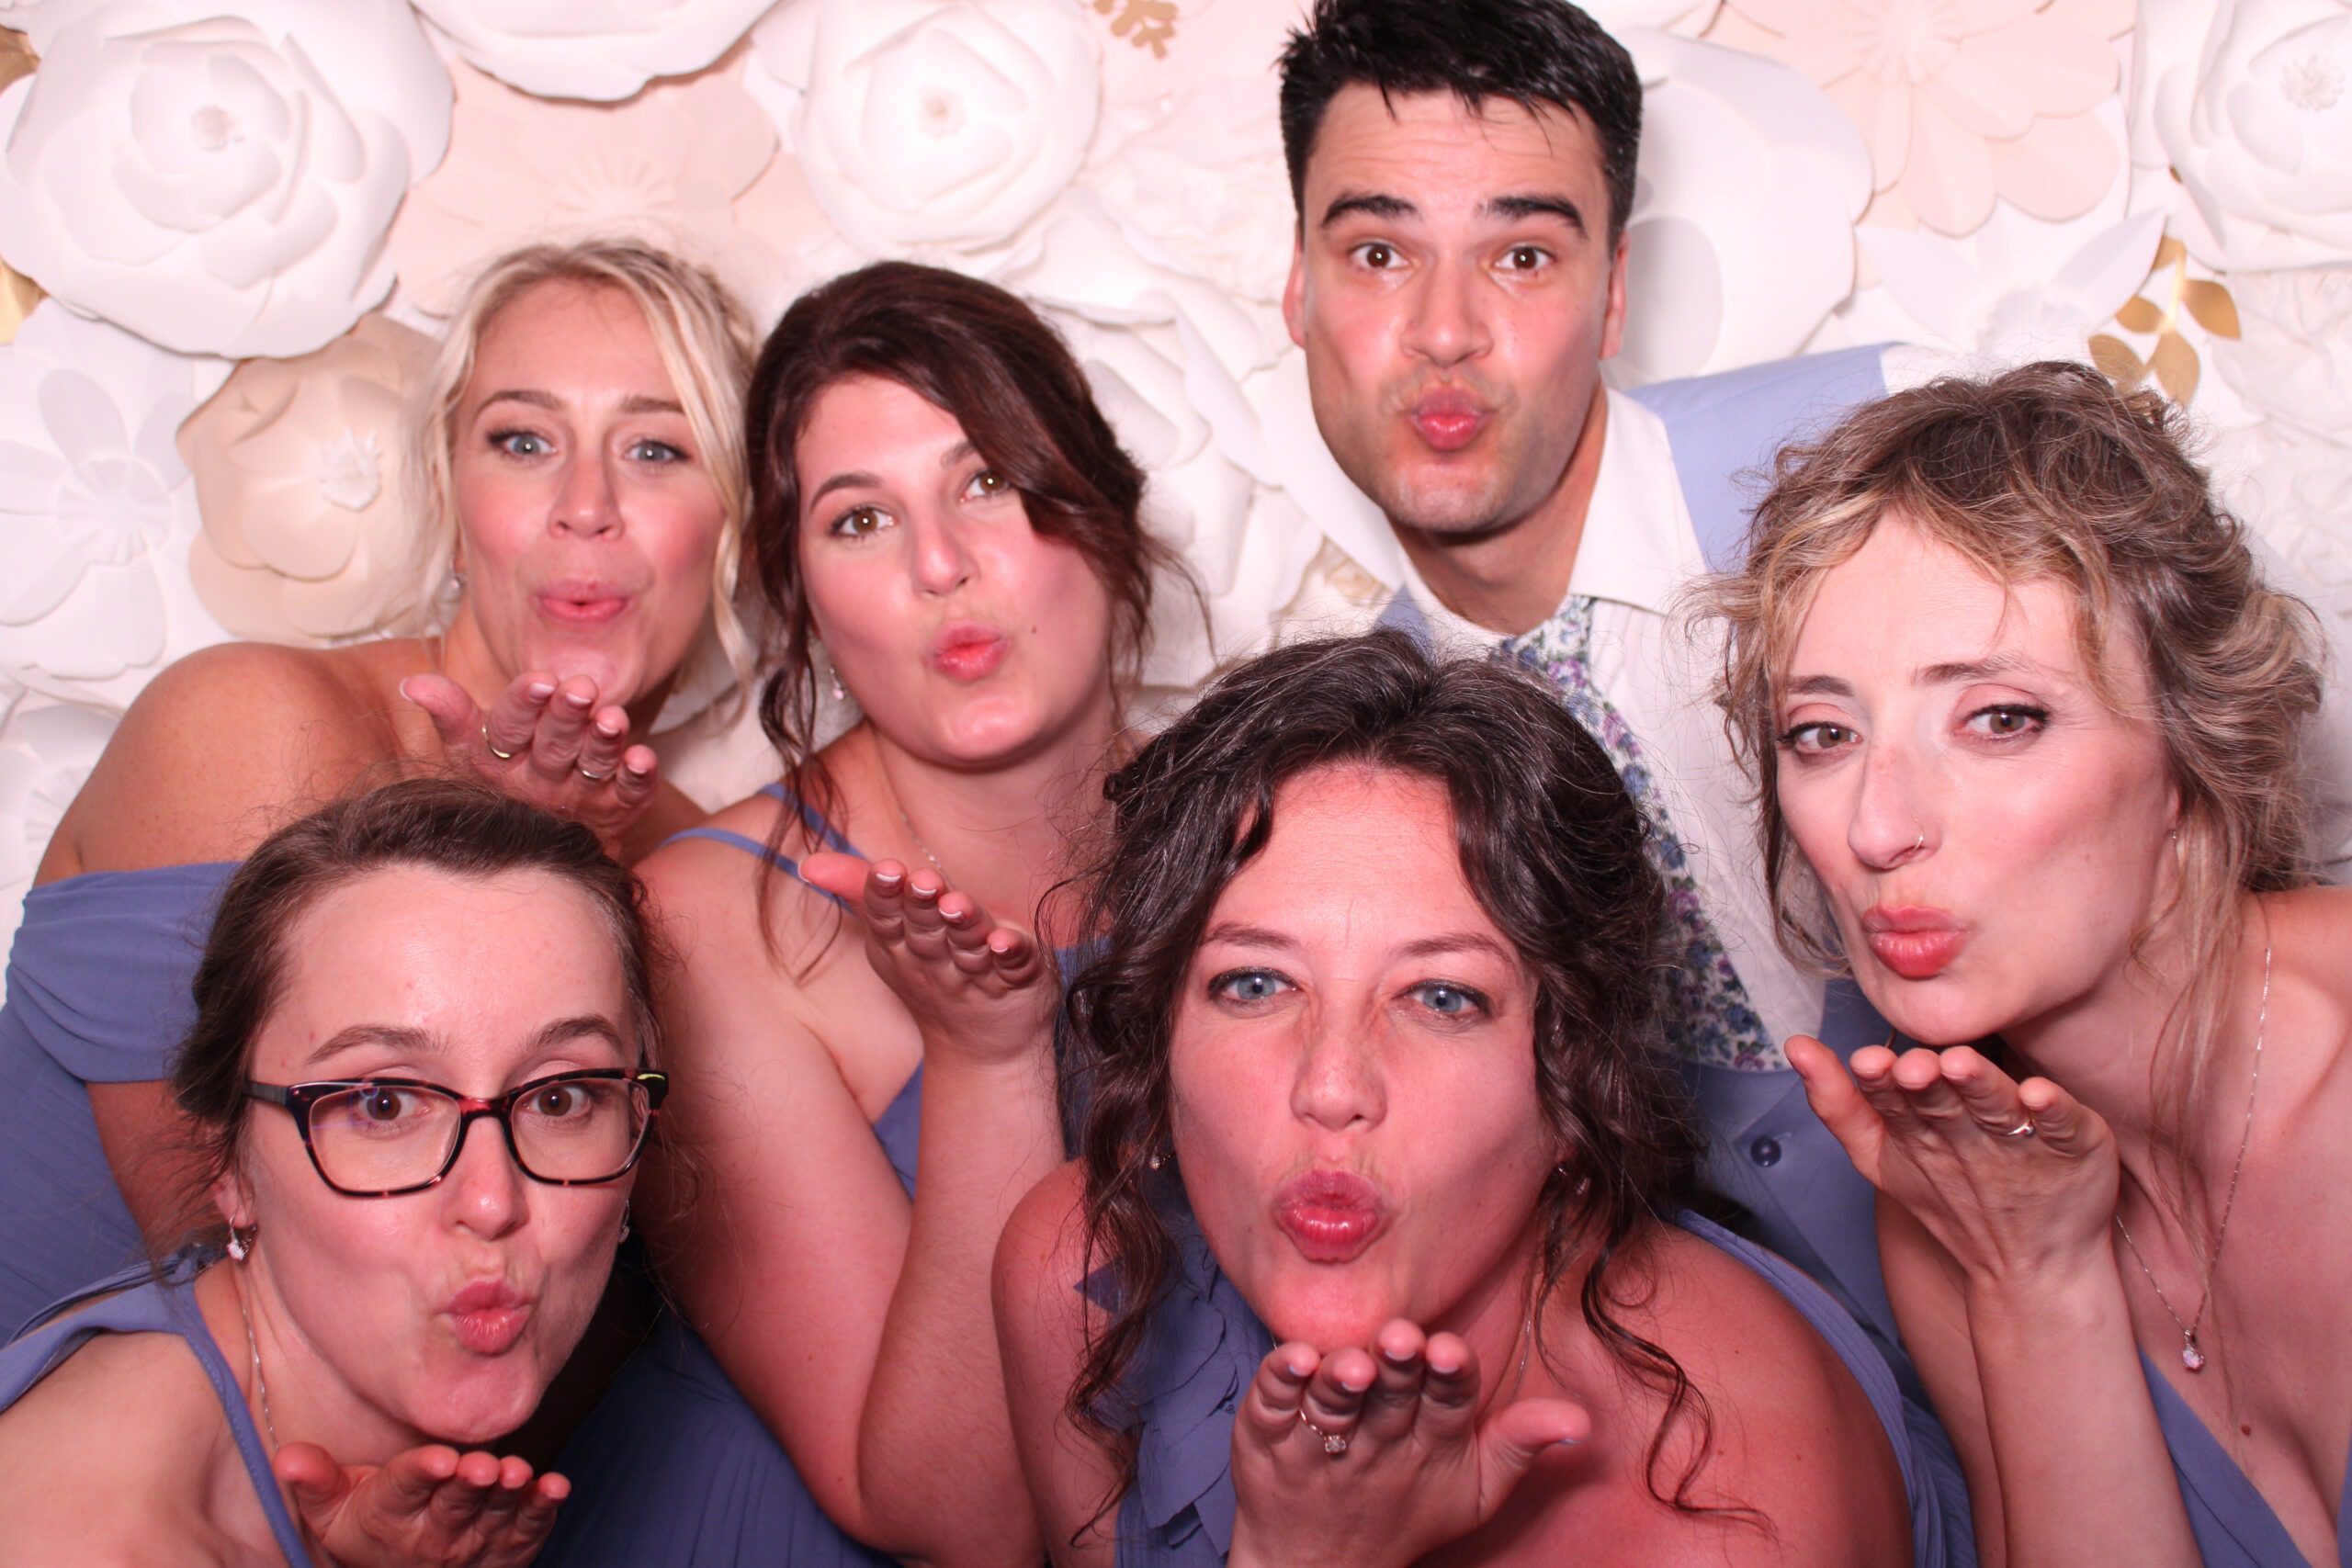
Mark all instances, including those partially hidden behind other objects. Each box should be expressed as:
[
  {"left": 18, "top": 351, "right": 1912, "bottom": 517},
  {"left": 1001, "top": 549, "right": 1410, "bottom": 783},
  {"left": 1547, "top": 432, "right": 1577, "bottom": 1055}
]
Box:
[
  {"left": 481, "top": 725, "right": 518, "bottom": 762},
  {"left": 578, "top": 765, "right": 612, "bottom": 783}
]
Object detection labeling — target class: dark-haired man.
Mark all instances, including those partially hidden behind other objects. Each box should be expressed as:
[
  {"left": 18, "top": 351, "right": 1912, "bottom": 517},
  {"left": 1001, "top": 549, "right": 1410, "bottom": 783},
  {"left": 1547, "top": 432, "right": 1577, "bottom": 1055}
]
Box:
[{"left": 1266, "top": 2, "right": 1976, "bottom": 1562}]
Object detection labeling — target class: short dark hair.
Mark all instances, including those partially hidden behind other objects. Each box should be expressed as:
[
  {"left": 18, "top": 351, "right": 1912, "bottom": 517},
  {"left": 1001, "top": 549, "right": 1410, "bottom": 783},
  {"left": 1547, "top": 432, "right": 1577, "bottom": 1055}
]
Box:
[
  {"left": 171, "top": 779, "right": 665, "bottom": 1214},
  {"left": 743, "top": 261, "right": 1186, "bottom": 943},
  {"left": 1277, "top": 0, "right": 1644, "bottom": 239},
  {"left": 1065, "top": 631, "right": 1720, "bottom": 1517}
]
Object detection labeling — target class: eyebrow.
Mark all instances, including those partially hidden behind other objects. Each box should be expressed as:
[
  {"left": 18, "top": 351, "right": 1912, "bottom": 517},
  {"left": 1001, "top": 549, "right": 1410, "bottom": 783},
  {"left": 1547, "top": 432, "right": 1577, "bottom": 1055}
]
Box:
[
  {"left": 1196, "top": 922, "right": 1513, "bottom": 967},
  {"left": 300, "top": 1016, "right": 627, "bottom": 1070},
  {"left": 1318, "top": 191, "right": 1587, "bottom": 235},
  {"left": 805, "top": 440, "right": 981, "bottom": 511},
  {"left": 1785, "top": 653, "right": 2048, "bottom": 703},
  {"left": 473, "top": 390, "right": 684, "bottom": 418}
]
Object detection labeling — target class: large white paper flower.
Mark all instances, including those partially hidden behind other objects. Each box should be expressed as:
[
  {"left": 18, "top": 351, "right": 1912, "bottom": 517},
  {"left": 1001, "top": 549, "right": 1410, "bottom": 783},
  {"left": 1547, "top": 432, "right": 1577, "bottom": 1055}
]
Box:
[
  {"left": 182, "top": 314, "right": 435, "bottom": 645},
  {"left": 0, "top": 303, "right": 231, "bottom": 709},
  {"left": 2150, "top": 0, "right": 2352, "bottom": 270},
  {"left": 1842, "top": 202, "right": 2166, "bottom": 361},
  {"left": 1713, "top": 0, "right": 2128, "bottom": 235},
  {"left": 2211, "top": 267, "right": 2352, "bottom": 447},
  {"left": 786, "top": 0, "right": 1101, "bottom": 254},
  {"left": 1614, "top": 29, "right": 1871, "bottom": 381},
  {"left": 0, "top": 698, "right": 119, "bottom": 949},
  {"left": 0, "top": 0, "right": 451, "bottom": 358},
  {"left": 385, "top": 62, "right": 784, "bottom": 321},
  {"left": 409, "top": 0, "right": 775, "bottom": 103}
]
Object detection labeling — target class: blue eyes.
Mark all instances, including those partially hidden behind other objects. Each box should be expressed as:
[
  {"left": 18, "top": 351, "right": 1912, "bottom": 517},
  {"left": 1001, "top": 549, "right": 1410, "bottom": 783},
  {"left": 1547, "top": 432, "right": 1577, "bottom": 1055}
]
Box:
[
  {"left": 487, "top": 432, "right": 689, "bottom": 464},
  {"left": 1205, "top": 968, "right": 1491, "bottom": 1021},
  {"left": 1210, "top": 969, "right": 1292, "bottom": 1004}
]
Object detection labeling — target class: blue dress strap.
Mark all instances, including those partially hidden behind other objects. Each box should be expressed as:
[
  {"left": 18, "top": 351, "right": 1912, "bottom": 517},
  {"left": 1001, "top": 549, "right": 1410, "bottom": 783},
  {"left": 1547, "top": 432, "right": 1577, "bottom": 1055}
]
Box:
[
  {"left": 0, "top": 1257, "right": 315, "bottom": 1566},
  {"left": 2140, "top": 1348, "right": 2351, "bottom": 1567},
  {"left": 660, "top": 783, "right": 871, "bottom": 911}
]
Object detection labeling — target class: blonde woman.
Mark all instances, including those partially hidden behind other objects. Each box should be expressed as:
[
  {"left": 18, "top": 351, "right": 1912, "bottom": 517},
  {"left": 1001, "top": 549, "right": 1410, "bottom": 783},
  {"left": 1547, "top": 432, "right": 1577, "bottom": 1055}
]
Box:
[
  {"left": 1713, "top": 362, "right": 2352, "bottom": 1568},
  {"left": 2, "top": 239, "right": 752, "bottom": 1335}
]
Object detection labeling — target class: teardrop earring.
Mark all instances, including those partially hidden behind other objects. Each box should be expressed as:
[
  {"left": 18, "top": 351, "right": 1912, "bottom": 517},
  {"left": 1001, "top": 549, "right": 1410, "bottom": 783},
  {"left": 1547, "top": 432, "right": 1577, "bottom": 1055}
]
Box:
[
  {"left": 226, "top": 1224, "right": 254, "bottom": 1263},
  {"left": 832, "top": 669, "right": 847, "bottom": 704}
]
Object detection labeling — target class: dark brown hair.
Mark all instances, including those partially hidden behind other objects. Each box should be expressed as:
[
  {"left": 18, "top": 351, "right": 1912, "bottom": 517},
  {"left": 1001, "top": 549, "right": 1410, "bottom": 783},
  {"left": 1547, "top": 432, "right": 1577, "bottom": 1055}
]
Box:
[
  {"left": 1066, "top": 630, "right": 1719, "bottom": 1520},
  {"left": 1278, "top": 0, "right": 1643, "bottom": 240},
  {"left": 1709, "top": 360, "right": 2324, "bottom": 1201},
  {"left": 170, "top": 777, "right": 665, "bottom": 1220},
  {"left": 743, "top": 261, "right": 1182, "bottom": 944}
]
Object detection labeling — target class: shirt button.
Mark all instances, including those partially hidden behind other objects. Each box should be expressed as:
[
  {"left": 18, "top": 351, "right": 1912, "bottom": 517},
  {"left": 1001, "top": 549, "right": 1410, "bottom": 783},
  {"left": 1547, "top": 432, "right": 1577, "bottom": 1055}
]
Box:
[{"left": 1748, "top": 1135, "right": 1782, "bottom": 1168}]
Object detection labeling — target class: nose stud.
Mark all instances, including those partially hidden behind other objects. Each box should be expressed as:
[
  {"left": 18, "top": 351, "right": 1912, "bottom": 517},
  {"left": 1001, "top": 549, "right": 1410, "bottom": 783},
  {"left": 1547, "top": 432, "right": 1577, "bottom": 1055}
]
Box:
[{"left": 1910, "top": 829, "right": 1926, "bottom": 854}]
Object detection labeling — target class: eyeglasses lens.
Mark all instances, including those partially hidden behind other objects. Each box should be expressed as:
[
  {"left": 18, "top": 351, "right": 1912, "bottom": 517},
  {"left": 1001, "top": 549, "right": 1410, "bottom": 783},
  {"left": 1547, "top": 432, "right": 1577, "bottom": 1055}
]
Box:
[{"left": 308, "top": 1079, "right": 650, "bottom": 1190}]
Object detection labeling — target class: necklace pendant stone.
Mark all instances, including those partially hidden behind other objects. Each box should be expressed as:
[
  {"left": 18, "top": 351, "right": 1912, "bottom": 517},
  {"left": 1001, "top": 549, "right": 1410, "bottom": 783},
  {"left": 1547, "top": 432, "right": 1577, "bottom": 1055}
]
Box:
[{"left": 2181, "top": 1339, "right": 2207, "bottom": 1373}]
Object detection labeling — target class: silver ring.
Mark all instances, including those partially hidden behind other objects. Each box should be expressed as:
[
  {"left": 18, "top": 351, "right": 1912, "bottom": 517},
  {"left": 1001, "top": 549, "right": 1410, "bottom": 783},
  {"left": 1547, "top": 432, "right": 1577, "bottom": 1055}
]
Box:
[
  {"left": 578, "top": 765, "right": 612, "bottom": 783},
  {"left": 1911, "top": 829, "right": 1927, "bottom": 853},
  {"left": 1299, "top": 1411, "right": 1351, "bottom": 1456},
  {"left": 481, "top": 725, "right": 518, "bottom": 762},
  {"left": 2001, "top": 1121, "right": 2038, "bottom": 1138}
]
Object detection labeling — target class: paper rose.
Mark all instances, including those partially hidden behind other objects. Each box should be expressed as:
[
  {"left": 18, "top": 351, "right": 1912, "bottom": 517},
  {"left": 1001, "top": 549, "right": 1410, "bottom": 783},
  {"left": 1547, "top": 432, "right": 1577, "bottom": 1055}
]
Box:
[
  {"left": 182, "top": 314, "right": 435, "bottom": 645},
  {"left": 1711, "top": 0, "right": 2128, "bottom": 235},
  {"left": 384, "top": 62, "right": 786, "bottom": 322},
  {"left": 408, "top": 0, "right": 775, "bottom": 103},
  {"left": 0, "top": 699, "right": 119, "bottom": 949},
  {"left": 0, "top": 302, "right": 231, "bottom": 709},
  {"left": 1084, "top": 0, "right": 1298, "bottom": 305},
  {"left": 1613, "top": 29, "right": 1870, "bottom": 381},
  {"left": 0, "top": 0, "right": 451, "bottom": 358},
  {"left": 786, "top": 0, "right": 1101, "bottom": 254},
  {"left": 2150, "top": 0, "right": 2352, "bottom": 271},
  {"left": 2210, "top": 267, "right": 2352, "bottom": 448},
  {"left": 1843, "top": 204, "right": 2166, "bottom": 362}
]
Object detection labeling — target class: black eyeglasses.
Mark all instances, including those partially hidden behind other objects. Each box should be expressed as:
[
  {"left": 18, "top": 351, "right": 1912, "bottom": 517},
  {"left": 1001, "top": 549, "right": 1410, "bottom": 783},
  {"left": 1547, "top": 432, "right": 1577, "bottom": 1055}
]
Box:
[{"left": 244, "top": 1070, "right": 668, "bottom": 1198}]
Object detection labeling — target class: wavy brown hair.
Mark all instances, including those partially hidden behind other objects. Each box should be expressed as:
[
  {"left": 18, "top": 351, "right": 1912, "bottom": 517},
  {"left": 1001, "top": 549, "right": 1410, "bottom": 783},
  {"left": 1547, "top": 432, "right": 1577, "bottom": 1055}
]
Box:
[
  {"left": 742, "top": 261, "right": 1185, "bottom": 949},
  {"left": 1065, "top": 630, "right": 1721, "bottom": 1524},
  {"left": 1708, "top": 360, "right": 2324, "bottom": 1200}
]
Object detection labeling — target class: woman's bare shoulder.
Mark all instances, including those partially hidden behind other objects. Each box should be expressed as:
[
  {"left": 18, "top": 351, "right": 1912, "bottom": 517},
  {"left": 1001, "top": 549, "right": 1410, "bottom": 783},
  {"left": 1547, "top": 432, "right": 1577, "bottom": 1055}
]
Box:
[
  {"left": 47, "top": 640, "right": 409, "bottom": 874},
  {"left": 0, "top": 1327, "right": 228, "bottom": 1563}
]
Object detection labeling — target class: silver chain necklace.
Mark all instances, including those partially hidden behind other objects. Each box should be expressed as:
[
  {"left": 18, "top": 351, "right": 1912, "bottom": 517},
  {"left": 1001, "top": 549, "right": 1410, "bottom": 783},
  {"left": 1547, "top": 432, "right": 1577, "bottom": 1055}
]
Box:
[
  {"left": 235, "top": 1274, "right": 283, "bottom": 1450},
  {"left": 2112, "top": 941, "right": 2269, "bottom": 1374}
]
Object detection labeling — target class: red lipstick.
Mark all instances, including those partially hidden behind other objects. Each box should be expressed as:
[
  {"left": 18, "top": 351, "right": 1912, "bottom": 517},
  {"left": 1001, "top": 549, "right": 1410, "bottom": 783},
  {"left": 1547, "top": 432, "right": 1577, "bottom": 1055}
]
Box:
[
  {"left": 1272, "top": 1169, "right": 1387, "bottom": 1264},
  {"left": 444, "top": 1280, "right": 533, "bottom": 1356},
  {"left": 1862, "top": 906, "right": 1967, "bottom": 981},
  {"left": 929, "top": 622, "right": 1008, "bottom": 682}
]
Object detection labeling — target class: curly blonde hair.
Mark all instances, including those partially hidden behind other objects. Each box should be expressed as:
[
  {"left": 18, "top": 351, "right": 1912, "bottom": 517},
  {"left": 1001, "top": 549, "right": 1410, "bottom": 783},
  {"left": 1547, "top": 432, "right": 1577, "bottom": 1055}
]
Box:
[
  {"left": 401, "top": 240, "right": 758, "bottom": 708},
  {"left": 1710, "top": 361, "right": 2323, "bottom": 1179}
]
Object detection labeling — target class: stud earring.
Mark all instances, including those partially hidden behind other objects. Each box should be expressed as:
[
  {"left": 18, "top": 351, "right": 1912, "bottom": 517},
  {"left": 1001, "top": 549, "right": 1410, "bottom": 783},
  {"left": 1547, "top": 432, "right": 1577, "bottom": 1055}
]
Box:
[
  {"left": 618, "top": 1201, "right": 632, "bottom": 1247},
  {"left": 831, "top": 670, "right": 847, "bottom": 704},
  {"left": 1147, "top": 1150, "right": 1169, "bottom": 1171}
]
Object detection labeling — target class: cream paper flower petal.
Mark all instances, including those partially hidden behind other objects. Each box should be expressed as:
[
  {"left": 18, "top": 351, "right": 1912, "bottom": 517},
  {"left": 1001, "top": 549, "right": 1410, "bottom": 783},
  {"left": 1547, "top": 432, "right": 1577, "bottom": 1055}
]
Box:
[
  {"left": 2211, "top": 267, "right": 2352, "bottom": 447},
  {"left": 0, "top": 0, "right": 450, "bottom": 358},
  {"left": 409, "top": 0, "right": 776, "bottom": 103},
  {"left": 178, "top": 312, "right": 434, "bottom": 645},
  {"left": 786, "top": 0, "right": 1100, "bottom": 254},
  {"left": 384, "top": 62, "right": 781, "bottom": 322}
]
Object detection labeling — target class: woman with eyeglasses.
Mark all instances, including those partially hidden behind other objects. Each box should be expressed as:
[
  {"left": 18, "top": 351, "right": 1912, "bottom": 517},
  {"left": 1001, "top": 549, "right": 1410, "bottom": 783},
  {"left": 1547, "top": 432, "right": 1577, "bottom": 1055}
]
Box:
[{"left": 0, "top": 779, "right": 668, "bottom": 1567}]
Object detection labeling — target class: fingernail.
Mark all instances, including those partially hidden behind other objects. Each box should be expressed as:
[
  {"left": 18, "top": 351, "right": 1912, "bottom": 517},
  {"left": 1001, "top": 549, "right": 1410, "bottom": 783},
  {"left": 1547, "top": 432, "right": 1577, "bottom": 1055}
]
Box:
[
  {"left": 526, "top": 680, "right": 555, "bottom": 700},
  {"left": 596, "top": 721, "right": 623, "bottom": 739},
  {"left": 1380, "top": 1346, "right": 1414, "bottom": 1366},
  {"left": 1339, "top": 1372, "right": 1370, "bottom": 1393},
  {"left": 565, "top": 690, "right": 593, "bottom": 708},
  {"left": 874, "top": 869, "right": 902, "bottom": 888},
  {"left": 396, "top": 678, "right": 414, "bottom": 703},
  {"left": 1553, "top": 1436, "right": 1583, "bottom": 1448},
  {"left": 1284, "top": 1359, "right": 1310, "bottom": 1379}
]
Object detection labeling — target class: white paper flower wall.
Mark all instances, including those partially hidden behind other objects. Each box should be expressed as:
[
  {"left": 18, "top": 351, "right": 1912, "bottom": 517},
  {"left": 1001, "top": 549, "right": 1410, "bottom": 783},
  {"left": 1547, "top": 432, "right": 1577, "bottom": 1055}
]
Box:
[{"left": 0, "top": 0, "right": 2345, "bottom": 948}]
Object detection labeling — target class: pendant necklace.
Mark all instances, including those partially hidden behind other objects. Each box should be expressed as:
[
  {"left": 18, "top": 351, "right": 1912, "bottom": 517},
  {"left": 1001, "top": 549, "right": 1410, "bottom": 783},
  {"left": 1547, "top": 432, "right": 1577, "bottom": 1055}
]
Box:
[{"left": 2111, "top": 941, "right": 2269, "bottom": 1374}]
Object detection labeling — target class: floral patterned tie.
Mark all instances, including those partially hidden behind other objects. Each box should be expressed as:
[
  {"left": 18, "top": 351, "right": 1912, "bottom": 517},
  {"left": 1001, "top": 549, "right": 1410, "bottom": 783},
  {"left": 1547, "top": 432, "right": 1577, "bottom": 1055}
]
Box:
[{"left": 1500, "top": 595, "right": 1783, "bottom": 1070}]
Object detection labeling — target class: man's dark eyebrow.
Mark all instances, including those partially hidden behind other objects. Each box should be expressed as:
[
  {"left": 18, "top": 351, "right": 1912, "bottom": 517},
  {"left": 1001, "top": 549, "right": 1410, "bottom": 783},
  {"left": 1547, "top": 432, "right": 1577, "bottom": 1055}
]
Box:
[
  {"left": 1485, "top": 194, "right": 1587, "bottom": 235},
  {"left": 1319, "top": 192, "right": 1417, "bottom": 229}
]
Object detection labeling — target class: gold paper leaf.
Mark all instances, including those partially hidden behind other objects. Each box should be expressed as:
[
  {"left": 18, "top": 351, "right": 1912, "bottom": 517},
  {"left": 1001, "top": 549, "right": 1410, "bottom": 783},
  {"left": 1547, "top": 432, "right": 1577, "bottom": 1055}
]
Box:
[
  {"left": 2179, "top": 280, "right": 2241, "bottom": 339},
  {"left": 2150, "top": 331, "right": 2200, "bottom": 406},
  {"left": 2154, "top": 234, "right": 2187, "bottom": 270},
  {"left": 0, "top": 28, "right": 33, "bottom": 94},
  {"left": 2114, "top": 296, "right": 2165, "bottom": 334},
  {"left": 2089, "top": 334, "right": 2147, "bottom": 391},
  {"left": 1093, "top": 0, "right": 1178, "bottom": 56},
  {"left": 0, "top": 260, "right": 41, "bottom": 345}
]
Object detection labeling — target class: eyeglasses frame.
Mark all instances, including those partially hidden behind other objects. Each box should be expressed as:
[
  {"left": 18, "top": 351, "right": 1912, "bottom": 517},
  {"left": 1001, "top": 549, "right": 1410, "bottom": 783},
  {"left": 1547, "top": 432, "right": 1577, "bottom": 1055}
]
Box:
[{"left": 243, "top": 1068, "right": 669, "bottom": 1198}]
